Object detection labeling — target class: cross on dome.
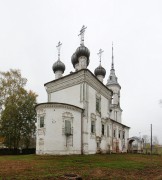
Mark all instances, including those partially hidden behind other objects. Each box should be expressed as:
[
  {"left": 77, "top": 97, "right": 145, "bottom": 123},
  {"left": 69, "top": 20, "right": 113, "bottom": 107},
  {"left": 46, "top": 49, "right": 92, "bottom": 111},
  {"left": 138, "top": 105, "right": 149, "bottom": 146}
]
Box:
[
  {"left": 94, "top": 48, "right": 106, "bottom": 80},
  {"left": 78, "top": 25, "right": 87, "bottom": 46},
  {"left": 97, "top": 49, "right": 104, "bottom": 65},
  {"left": 56, "top": 41, "right": 62, "bottom": 60}
]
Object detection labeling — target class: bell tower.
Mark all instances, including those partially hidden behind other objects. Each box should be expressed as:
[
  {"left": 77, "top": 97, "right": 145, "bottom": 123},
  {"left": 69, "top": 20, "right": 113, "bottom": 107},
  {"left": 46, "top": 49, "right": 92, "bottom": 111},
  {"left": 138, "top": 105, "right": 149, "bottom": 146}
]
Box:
[{"left": 106, "top": 43, "right": 122, "bottom": 122}]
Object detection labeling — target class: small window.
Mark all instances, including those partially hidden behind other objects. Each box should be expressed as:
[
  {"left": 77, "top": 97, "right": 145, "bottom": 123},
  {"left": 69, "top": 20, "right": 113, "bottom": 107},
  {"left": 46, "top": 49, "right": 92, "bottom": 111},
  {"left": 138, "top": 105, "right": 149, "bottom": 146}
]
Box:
[
  {"left": 114, "top": 129, "right": 116, "bottom": 138},
  {"left": 102, "top": 124, "right": 104, "bottom": 136},
  {"left": 91, "top": 121, "right": 95, "bottom": 133},
  {"left": 123, "top": 131, "right": 125, "bottom": 139},
  {"left": 110, "top": 76, "right": 112, "bottom": 80},
  {"left": 96, "top": 96, "right": 101, "bottom": 113},
  {"left": 107, "top": 125, "right": 109, "bottom": 137},
  {"left": 40, "top": 116, "right": 44, "bottom": 128},
  {"left": 65, "top": 120, "right": 71, "bottom": 135},
  {"left": 119, "top": 130, "right": 121, "bottom": 138},
  {"left": 112, "top": 96, "right": 114, "bottom": 104}
]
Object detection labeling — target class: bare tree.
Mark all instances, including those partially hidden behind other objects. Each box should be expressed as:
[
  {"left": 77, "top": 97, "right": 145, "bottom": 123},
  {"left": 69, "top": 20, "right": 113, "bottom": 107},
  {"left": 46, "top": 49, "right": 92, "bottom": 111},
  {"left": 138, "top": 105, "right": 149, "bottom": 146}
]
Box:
[
  {"left": 142, "top": 135, "right": 150, "bottom": 154},
  {"left": 142, "top": 135, "right": 150, "bottom": 144},
  {"left": 153, "top": 136, "right": 159, "bottom": 145}
]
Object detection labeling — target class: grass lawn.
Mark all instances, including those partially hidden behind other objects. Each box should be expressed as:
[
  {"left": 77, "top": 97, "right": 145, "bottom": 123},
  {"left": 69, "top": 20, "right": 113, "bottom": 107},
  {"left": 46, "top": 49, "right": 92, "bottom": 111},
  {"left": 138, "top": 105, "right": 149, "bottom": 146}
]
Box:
[{"left": 0, "top": 154, "right": 162, "bottom": 179}]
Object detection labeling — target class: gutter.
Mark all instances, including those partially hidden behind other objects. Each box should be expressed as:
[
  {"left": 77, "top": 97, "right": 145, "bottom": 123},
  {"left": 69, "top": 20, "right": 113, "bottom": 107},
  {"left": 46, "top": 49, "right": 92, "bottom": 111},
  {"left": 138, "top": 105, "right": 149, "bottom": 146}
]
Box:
[{"left": 81, "top": 109, "right": 84, "bottom": 155}]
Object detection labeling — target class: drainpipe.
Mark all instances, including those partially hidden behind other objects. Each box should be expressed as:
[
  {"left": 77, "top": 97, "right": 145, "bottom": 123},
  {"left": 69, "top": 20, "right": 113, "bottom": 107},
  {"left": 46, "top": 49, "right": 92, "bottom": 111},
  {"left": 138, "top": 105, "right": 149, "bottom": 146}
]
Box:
[
  {"left": 81, "top": 110, "right": 84, "bottom": 155},
  {"left": 112, "top": 122, "right": 113, "bottom": 152}
]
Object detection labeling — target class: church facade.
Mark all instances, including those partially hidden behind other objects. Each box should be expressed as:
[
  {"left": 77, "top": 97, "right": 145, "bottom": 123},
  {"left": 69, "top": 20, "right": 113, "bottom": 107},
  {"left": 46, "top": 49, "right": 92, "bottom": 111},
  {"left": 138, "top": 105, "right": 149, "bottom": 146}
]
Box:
[{"left": 35, "top": 26, "right": 130, "bottom": 155}]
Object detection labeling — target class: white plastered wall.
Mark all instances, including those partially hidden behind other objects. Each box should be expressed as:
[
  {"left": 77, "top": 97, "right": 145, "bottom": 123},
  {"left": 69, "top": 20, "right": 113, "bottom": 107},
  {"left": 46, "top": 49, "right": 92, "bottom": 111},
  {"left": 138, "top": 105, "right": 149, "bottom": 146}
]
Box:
[
  {"left": 50, "top": 84, "right": 83, "bottom": 108},
  {"left": 36, "top": 105, "right": 82, "bottom": 155},
  {"left": 87, "top": 85, "right": 112, "bottom": 154}
]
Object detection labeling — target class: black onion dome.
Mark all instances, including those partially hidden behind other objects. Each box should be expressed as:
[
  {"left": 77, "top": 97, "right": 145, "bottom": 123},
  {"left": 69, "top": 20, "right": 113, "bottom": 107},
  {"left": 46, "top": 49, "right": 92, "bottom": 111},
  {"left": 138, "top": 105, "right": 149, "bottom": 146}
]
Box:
[
  {"left": 52, "top": 60, "right": 65, "bottom": 73},
  {"left": 94, "top": 65, "right": 106, "bottom": 77},
  {"left": 75, "top": 45, "right": 90, "bottom": 65},
  {"left": 71, "top": 53, "right": 78, "bottom": 68}
]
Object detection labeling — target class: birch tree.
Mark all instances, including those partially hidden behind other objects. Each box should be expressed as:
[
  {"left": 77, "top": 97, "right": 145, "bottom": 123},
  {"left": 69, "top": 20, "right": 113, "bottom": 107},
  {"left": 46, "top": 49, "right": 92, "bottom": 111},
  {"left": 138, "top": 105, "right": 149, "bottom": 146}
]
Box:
[{"left": 0, "top": 69, "right": 37, "bottom": 149}]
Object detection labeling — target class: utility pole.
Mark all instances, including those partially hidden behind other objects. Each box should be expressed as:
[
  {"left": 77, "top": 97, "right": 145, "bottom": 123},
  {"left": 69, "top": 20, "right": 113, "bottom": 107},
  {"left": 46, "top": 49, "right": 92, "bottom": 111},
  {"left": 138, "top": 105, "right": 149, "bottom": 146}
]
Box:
[{"left": 151, "top": 124, "right": 152, "bottom": 155}]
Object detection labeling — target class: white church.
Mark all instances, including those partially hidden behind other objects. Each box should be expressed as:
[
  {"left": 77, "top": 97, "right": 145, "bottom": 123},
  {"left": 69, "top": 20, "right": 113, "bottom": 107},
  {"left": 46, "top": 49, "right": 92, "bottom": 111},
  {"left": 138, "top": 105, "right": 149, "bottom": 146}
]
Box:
[{"left": 35, "top": 26, "right": 130, "bottom": 155}]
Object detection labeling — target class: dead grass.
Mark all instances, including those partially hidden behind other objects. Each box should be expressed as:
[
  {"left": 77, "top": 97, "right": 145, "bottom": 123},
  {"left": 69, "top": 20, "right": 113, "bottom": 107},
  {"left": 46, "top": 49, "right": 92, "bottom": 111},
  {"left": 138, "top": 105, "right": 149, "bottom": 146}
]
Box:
[{"left": 0, "top": 154, "right": 162, "bottom": 179}]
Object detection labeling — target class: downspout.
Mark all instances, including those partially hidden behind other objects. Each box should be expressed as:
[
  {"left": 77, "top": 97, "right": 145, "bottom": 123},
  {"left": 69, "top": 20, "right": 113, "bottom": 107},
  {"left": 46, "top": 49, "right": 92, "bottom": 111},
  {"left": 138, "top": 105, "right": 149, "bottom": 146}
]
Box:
[
  {"left": 81, "top": 109, "right": 84, "bottom": 155},
  {"left": 112, "top": 122, "right": 113, "bottom": 152}
]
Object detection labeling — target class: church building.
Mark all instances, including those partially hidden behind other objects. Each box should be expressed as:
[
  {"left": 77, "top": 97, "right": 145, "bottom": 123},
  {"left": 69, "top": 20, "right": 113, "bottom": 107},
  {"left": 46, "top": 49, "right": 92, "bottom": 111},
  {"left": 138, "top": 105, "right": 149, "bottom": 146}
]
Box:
[{"left": 35, "top": 26, "right": 130, "bottom": 155}]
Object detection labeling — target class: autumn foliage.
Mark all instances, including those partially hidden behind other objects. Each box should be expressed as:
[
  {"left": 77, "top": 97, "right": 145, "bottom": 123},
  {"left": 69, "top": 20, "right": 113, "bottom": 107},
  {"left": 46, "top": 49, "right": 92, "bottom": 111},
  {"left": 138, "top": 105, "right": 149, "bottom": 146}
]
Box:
[{"left": 0, "top": 69, "right": 37, "bottom": 149}]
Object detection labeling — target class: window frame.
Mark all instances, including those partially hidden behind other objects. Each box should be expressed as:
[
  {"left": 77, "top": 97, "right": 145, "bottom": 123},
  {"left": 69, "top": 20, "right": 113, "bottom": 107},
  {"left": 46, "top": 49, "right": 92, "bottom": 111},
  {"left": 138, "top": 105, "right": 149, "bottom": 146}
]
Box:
[
  {"left": 102, "top": 124, "right": 105, "bottom": 136},
  {"left": 118, "top": 130, "right": 120, "bottom": 139},
  {"left": 62, "top": 112, "right": 74, "bottom": 136},
  {"left": 113, "top": 129, "right": 116, "bottom": 138},
  {"left": 107, "top": 125, "right": 109, "bottom": 137},
  {"left": 40, "top": 116, "right": 45, "bottom": 128},
  {"left": 123, "top": 131, "right": 125, "bottom": 139},
  {"left": 96, "top": 95, "right": 101, "bottom": 114},
  {"left": 91, "top": 120, "right": 95, "bottom": 134},
  {"left": 65, "top": 120, "right": 72, "bottom": 135}
]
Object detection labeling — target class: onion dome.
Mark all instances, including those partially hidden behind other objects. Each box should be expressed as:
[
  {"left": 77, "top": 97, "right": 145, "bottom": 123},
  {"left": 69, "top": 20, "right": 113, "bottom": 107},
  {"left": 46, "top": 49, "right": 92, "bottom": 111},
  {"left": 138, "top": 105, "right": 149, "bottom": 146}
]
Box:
[
  {"left": 75, "top": 46, "right": 90, "bottom": 62},
  {"left": 71, "top": 53, "right": 78, "bottom": 68},
  {"left": 94, "top": 65, "right": 106, "bottom": 77},
  {"left": 71, "top": 46, "right": 90, "bottom": 68},
  {"left": 71, "top": 26, "right": 90, "bottom": 68},
  {"left": 52, "top": 60, "right": 65, "bottom": 73},
  {"left": 53, "top": 41, "right": 65, "bottom": 74}
]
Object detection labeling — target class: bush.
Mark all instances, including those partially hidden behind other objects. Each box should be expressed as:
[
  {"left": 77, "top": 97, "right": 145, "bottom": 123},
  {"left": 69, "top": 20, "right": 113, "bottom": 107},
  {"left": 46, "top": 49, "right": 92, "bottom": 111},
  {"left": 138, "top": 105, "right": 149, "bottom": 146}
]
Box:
[{"left": 0, "top": 148, "right": 35, "bottom": 155}]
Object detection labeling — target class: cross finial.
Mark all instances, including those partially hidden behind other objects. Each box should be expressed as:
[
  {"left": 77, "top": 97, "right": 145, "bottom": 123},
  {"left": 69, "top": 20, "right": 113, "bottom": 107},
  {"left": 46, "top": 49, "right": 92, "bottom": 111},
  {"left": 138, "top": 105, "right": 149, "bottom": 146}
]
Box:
[
  {"left": 56, "top": 41, "right": 62, "bottom": 60},
  {"left": 97, "top": 49, "right": 104, "bottom": 65},
  {"left": 111, "top": 42, "right": 114, "bottom": 69},
  {"left": 78, "top": 25, "right": 87, "bottom": 46}
]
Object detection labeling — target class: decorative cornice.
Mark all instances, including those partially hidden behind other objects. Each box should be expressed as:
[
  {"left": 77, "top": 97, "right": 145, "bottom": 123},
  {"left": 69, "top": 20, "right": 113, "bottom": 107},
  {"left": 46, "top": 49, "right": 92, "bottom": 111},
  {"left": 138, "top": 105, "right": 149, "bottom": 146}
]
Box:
[
  {"left": 107, "top": 83, "right": 121, "bottom": 89},
  {"left": 84, "top": 70, "right": 112, "bottom": 99},
  {"left": 45, "top": 69, "right": 113, "bottom": 100},
  {"left": 45, "top": 70, "right": 85, "bottom": 93},
  {"left": 35, "top": 102, "right": 83, "bottom": 113},
  {"left": 107, "top": 118, "right": 130, "bottom": 129},
  {"left": 110, "top": 104, "right": 123, "bottom": 112}
]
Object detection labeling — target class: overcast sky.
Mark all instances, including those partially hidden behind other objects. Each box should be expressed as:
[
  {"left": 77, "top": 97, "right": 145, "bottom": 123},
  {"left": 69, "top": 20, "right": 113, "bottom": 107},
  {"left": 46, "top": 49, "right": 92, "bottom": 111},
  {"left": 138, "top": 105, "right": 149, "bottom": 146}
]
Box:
[{"left": 0, "top": 0, "right": 162, "bottom": 144}]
